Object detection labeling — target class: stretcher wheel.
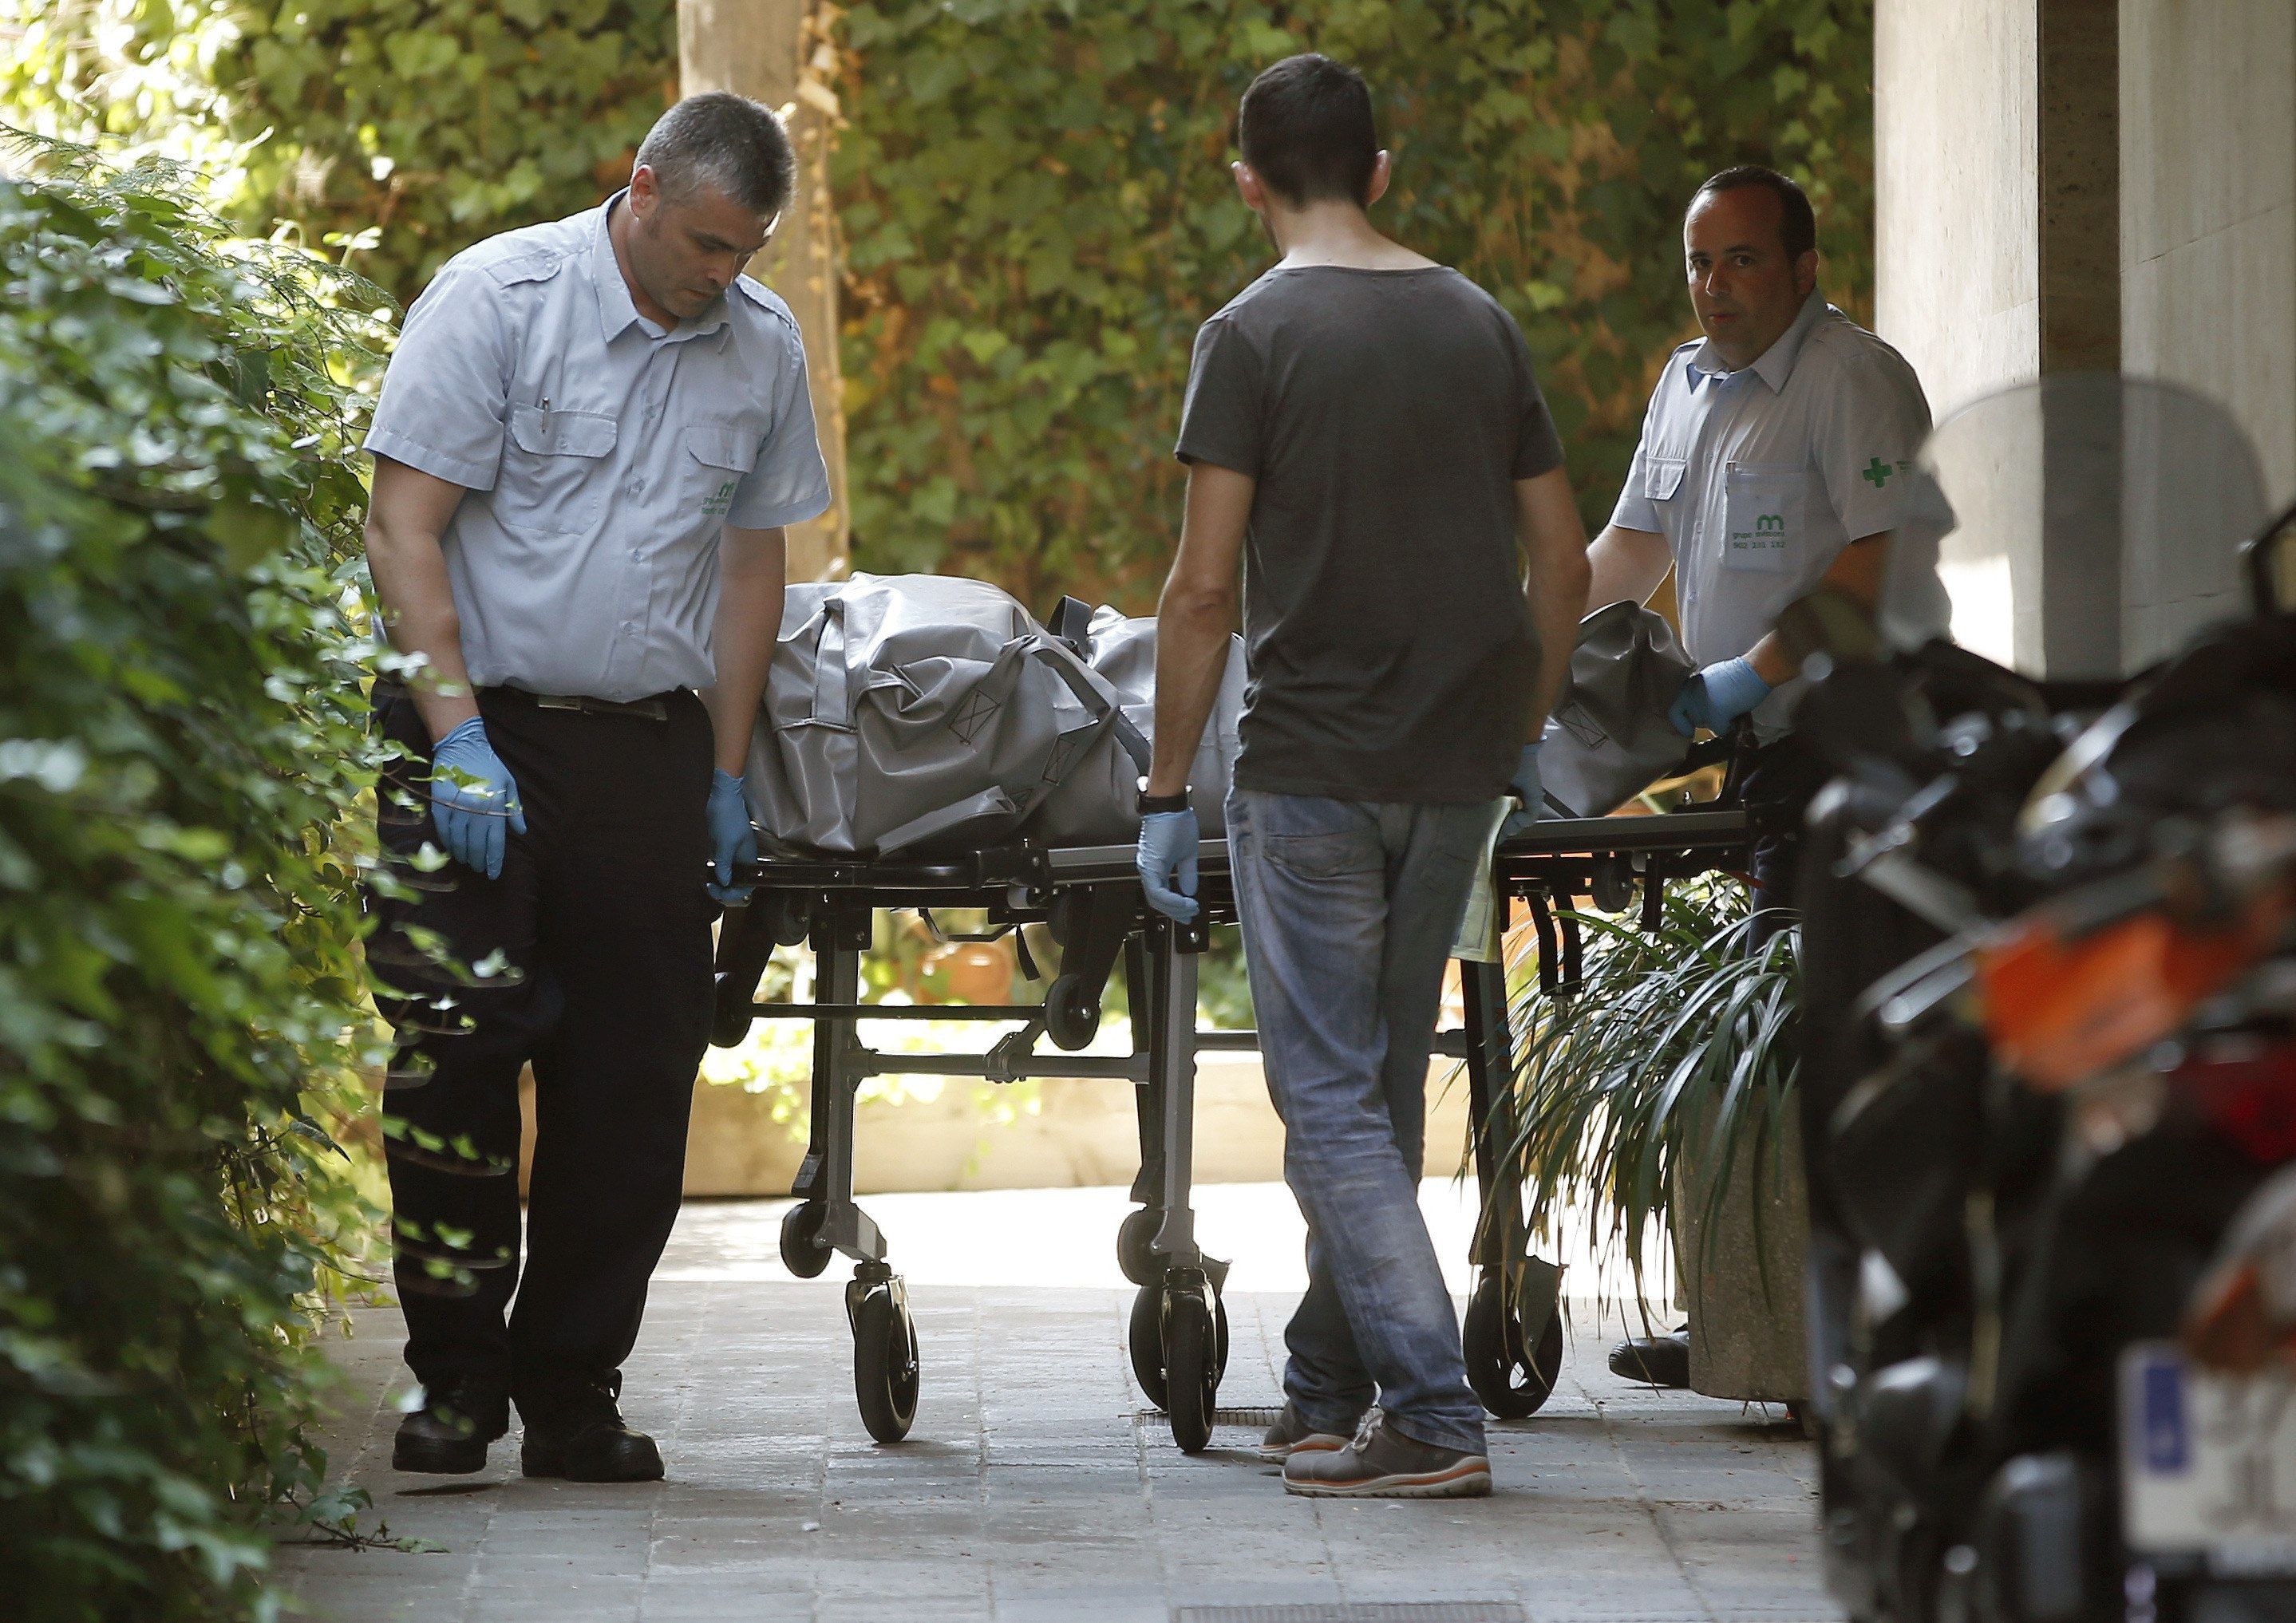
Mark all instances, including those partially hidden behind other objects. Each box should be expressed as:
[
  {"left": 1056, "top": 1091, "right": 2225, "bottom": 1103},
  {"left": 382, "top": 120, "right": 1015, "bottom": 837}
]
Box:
[
  {"left": 1116, "top": 1206, "right": 1162, "bottom": 1286},
  {"left": 1163, "top": 1288, "right": 1219, "bottom": 1454},
  {"left": 1591, "top": 855, "right": 1635, "bottom": 914},
  {"left": 1128, "top": 1281, "right": 1227, "bottom": 1424},
  {"left": 1045, "top": 972, "right": 1102, "bottom": 1052},
  {"left": 780, "top": 1201, "right": 832, "bottom": 1279},
  {"left": 1463, "top": 1276, "right": 1564, "bottom": 1419},
  {"left": 852, "top": 1280, "right": 919, "bottom": 1443},
  {"left": 1128, "top": 1283, "right": 1168, "bottom": 1409}
]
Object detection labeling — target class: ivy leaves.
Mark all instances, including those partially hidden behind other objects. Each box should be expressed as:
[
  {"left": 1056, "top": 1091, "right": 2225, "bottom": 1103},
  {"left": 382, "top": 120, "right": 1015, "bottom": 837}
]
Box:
[
  {"left": 832, "top": 0, "right": 1872, "bottom": 604},
  {"left": 0, "top": 149, "right": 390, "bottom": 1621}
]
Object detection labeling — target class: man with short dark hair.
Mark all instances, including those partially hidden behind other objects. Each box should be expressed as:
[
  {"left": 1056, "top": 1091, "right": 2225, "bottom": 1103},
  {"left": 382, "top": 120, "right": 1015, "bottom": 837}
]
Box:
[
  {"left": 361, "top": 91, "right": 830, "bottom": 1479},
  {"left": 1588, "top": 164, "right": 1930, "bottom": 1388},
  {"left": 1139, "top": 53, "right": 1591, "bottom": 1499}
]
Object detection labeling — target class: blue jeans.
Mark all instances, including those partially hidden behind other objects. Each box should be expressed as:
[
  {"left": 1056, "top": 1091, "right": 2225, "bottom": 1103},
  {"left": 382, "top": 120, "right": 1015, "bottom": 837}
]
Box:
[{"left": 1227, "top": 788, "right": 1493, "bottom": 1455}]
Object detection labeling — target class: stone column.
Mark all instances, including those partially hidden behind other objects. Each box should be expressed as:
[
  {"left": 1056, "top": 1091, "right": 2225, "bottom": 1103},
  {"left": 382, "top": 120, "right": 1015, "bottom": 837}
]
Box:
[{"left": 680, "top": 0, "right": 848, "bottom": 582}]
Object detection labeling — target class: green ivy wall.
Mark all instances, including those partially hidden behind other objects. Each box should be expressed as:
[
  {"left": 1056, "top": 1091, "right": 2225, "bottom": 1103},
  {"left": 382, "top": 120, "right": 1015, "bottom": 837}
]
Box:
[{"left": 7, "top": 0, "right": 1872, "bottom": 606}]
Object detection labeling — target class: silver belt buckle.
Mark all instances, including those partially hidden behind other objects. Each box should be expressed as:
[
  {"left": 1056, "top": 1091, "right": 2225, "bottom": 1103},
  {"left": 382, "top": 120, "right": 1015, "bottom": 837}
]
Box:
[{"left": 535, "top": 694, "right": 583, "bottom": 712}]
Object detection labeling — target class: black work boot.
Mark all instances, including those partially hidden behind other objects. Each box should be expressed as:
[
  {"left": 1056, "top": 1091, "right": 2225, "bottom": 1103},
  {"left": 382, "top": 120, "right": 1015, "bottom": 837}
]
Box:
[
  {"left": 1608, "top": 1325, "right": 1692, "bottom": 1388},
  {"left": 392, "top": 1381, "right": 510, "bottom": 1475},
  {"left": 518, "top": 1378, "right": 664, "bottom": 1483}
]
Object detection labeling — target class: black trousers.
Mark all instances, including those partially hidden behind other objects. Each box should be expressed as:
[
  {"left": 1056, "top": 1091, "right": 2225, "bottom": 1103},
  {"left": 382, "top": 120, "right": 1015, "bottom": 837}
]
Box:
[
  {"left": 1740, "top": 730, "right": 1834, "bottom": 938},
  {"left": 365, "top": 681, "right": 714, "bottom": 1413}
]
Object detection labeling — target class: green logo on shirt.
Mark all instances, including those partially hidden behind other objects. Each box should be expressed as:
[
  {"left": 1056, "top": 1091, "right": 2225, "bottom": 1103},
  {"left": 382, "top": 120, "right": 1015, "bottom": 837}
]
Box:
[
  {"left": 702, "top": 478, "right": 737, "bottom": 518},
  {"left": 1755, "top": 513, "right": 1784, "bottom": 535},
  {"left": 1861, "top": 456, "right": 1894, "bottom": 488}
]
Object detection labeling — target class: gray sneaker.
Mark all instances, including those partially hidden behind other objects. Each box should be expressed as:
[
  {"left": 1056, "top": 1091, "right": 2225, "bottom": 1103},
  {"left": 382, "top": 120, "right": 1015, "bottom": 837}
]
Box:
[
  {"left": 1258, "top": 1401, "right": 1353, "bottom": 1463},
  {"left": 1282, "top": 1409, "right": 1492, "bottom": 1499}
]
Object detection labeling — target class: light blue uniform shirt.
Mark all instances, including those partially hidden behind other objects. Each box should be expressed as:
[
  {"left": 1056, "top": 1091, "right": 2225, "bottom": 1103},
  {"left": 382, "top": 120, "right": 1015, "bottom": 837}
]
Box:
[
  {"left": 1610, "top": 290, "right": 1932, "bottom": 736},
  {"left": 365, "top": 190, "right": 832, "bottom": 702}
]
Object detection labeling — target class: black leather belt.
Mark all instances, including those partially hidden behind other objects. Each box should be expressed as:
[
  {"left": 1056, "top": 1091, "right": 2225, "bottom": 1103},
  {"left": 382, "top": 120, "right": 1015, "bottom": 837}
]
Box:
[{"left": 493, "top": 687, "right": 671, "bottom": 722}]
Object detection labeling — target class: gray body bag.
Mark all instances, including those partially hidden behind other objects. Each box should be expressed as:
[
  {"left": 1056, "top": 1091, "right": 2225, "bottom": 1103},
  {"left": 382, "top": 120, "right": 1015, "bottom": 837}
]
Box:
[
  {"left": 1537, "top": 599, "right": 1698, "bottom": 819},
  {"left": 1027, "top": 601, "right": 1245, "bottom": 846},
  {"left": 742, "top": 573, "right": 1128, "bottom": 857}
]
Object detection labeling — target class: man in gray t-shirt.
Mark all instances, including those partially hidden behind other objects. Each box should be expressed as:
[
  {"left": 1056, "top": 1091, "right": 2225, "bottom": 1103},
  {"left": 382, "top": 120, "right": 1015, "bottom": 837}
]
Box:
[{"left": 1138, "top": 53, "right": 1591, "bottom": 1500}]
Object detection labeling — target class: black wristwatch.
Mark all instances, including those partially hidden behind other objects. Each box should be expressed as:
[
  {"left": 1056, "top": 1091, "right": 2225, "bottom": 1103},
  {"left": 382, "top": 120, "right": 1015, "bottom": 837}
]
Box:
[{"left": 1138, "top": 788, "right": 1190, "bottom": 815}]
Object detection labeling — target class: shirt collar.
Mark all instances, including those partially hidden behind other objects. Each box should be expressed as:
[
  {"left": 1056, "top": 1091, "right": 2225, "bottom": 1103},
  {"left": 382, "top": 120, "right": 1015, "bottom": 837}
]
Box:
[
  {"left": 1686, "top": 287, "right": 1828, "bottom": 393},
  {"left": 591, "top": 190, "right": 732, "bottom": 345}
]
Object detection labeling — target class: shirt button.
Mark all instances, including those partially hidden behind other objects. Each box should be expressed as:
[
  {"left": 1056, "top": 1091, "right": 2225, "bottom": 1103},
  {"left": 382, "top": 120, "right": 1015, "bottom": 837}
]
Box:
[
  {"left": 630, "top": 549, "right": 642, "bottom": 562},
  {"left": 627, "top": 480, "right": 645, "bottom": 497}
]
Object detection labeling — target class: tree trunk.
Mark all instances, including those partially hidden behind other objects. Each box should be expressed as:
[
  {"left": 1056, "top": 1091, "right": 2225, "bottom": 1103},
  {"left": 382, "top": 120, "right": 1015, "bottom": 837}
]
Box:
[{"left": 678, "top": 0, "right": 848, "bottom": 583}]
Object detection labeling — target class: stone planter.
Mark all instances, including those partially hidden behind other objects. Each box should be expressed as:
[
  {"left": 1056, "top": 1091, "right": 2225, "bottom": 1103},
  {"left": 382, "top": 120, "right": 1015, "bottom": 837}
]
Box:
[{"left": 1674, "top": 1097, "right": 1809, "bottom": 1404}]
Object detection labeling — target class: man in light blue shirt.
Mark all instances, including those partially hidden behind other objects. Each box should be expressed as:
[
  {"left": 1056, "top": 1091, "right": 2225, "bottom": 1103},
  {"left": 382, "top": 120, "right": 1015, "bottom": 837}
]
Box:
[
  {"left": 1587, "top": 164, "right": 1930, "bottom": 1391},
  {"left": 361, "top": 93, "right": 830, "bottom": 1481}
]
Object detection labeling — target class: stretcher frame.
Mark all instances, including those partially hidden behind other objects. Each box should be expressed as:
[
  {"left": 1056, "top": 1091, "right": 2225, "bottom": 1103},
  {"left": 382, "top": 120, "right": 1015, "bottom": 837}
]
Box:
[{"left": 708, "top": 804, "right": 1757, "bottom": 1452}]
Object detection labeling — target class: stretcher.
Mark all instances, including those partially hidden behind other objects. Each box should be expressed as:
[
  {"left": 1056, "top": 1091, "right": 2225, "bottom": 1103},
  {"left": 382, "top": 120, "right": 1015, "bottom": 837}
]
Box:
[{"left": 708, "top": 800, "right": 1757, "bottom": 1453}]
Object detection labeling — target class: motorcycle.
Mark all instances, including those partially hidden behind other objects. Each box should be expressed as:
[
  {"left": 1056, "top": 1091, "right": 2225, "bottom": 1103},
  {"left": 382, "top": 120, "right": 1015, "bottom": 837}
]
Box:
[{"left": 1783, "top": 375, "right": 2296, "bottom": 1622}]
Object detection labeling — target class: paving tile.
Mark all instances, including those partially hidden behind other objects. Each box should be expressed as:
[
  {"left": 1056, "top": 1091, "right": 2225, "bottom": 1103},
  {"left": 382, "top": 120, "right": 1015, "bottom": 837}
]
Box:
[{"left": 282, "top": 1187, "right": 1840, "bottom": 1623}]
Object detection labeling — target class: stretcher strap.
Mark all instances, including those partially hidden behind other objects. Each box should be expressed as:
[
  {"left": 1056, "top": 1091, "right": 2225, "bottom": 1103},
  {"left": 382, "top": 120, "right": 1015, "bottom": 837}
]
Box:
[{"left": 810, "top": 596, "right": 849, "bottom": 728}]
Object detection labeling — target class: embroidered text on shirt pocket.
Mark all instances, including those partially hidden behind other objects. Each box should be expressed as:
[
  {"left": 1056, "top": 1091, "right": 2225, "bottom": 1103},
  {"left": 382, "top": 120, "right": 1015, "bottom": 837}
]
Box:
[
  {"left": 1644, "top": 456, "right": 1688, "bottom": 501},
  {"left": 686, "top": 421, "right": 762, "bottom": 520},
  {"left": 497, "top": 404, "right": 617, "bottom": 535},
  {"left": 1721, "top": 461, "right": 1803, "bottom": 573}
]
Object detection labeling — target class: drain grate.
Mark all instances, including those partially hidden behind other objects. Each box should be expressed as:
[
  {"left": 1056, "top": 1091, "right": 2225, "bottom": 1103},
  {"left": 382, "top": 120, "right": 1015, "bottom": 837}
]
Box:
[
  {"left": 1134, "top": 1407, "right": 1286, "bottom": 1427},
  {"left": 1173, "top": 1606, "right": 1526, "bottom": 1623}
]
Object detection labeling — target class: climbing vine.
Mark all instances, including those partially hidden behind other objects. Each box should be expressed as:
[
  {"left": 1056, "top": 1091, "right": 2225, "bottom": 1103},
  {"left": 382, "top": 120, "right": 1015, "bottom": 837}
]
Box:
[{"left": 832, "top": 0, "right": 1874, "bottom": 606}]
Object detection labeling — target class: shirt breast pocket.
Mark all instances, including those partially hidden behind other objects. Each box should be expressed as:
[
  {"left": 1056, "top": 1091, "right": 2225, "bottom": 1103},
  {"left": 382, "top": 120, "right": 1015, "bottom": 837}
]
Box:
[
  {"left": 497, "top": 404, "right": 617, "bottom": 535},
  {"left": 686, "top": 421, "right": 762, "bottom": 523},
  {"left": 1721, "top": 461, "right": 1804, "bottom": 574}
]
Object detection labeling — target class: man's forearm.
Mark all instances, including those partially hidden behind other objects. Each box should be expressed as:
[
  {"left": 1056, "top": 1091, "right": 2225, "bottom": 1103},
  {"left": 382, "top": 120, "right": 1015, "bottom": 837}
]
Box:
[
  {"left": 366, "top": 519, "right": 480, "bottom": 744},
  {"left": 1744, "top": 531, "right": 1891, "bottom": 686},
  {"left": 1146, "top": 588, "right": 1236, "bottom": 799},
  {"left": 1516, "top": 469, "right": 1593, "bottom": 737},
  {"left": 705, "top": 529, "right": 787, "bottom": 777}
]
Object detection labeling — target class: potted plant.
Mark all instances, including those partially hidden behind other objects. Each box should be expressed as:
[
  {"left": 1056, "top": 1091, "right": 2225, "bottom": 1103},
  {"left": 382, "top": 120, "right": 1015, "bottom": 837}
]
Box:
[{"left": 1488, "top": 876, "right": 1807, "bottom": 1403}]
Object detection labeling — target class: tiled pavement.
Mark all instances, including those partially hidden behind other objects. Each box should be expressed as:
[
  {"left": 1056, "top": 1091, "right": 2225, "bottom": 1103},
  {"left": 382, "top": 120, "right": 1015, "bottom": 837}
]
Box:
[{"left": 273, "top": 1184, "right": 1836, "bottom": 1623}]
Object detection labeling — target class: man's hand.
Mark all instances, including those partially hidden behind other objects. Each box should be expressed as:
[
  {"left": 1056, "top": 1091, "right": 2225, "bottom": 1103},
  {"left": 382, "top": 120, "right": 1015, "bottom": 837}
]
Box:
[
  {"left": 1137, "top": 808, "right": 1201, "bottom": 922},
  {"left": 707, "top": 768, "right": 757, "bottom": 905},
  {"left": 1500, "top": 740, "right": 1545, "bottom": 841},
  {"left": 1669, "top": 657, "right": 1772, "bottom": 737},
  {"left": 429, "top": 717, "right": 527, "bottom": 879}
]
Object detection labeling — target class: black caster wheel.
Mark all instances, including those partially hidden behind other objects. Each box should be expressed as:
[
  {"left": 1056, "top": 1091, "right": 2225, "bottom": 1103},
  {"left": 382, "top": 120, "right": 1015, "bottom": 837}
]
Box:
[
  {"left": 1128, "top": 1282, "right": 1168, "bottom": 1410},
  {"left": 1045, "top": 972, "right": 1102, "bottom": 1052},
  {"left": 1590, "top": 855, "right": 1635, "bottom": 914},
  {"left": 1163, "top": 1287, "right": 1219, "bottom": 1454},
  {"left": 1116, "top": 1206, "right": 1162, "bottom": 1287},
  {"left": 1128, "top": 1279, "right": 1228, "bottom": 1410},
  {"left": 779, "top": 1201, "right": 832, "bottom": 1279},
  {"left": 852, "top": 1281, "right": 919, "bottom": 1443},
  {"left": 1464, "top": 1277, "right": 1564, "bottom": 1419}
]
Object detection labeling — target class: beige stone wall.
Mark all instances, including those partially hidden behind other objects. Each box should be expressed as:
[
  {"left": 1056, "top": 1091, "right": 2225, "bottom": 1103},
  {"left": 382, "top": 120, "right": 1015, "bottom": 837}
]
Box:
[
  {"left": 1875, "top": 0, "right": 2041, "bottom": 417},
  {"left": 676, "top": 1056, "right": 1476, "bottom": 1198},
  {"left": 2120, "top": 0, "right": 2296, "bottom": 507}
]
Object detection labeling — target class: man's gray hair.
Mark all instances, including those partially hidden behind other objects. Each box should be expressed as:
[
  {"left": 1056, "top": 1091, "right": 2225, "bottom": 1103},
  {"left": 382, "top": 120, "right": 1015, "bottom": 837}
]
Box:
[{"left": 634, "top": 92, "right": 796, "bottom": 220}]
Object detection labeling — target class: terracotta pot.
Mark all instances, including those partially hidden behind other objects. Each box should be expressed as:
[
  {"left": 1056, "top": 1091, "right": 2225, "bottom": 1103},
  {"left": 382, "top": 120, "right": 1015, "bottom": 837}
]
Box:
[{"left": 932, "top": 940, "right": 1014, "bottom": 1005}]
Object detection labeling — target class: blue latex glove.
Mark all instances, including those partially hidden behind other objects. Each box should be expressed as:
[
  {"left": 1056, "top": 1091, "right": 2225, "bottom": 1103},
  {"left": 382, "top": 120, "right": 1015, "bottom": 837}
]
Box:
[
  {"left": 707, "top": 768, "right": 758, "bottom": 906},
  {"left": 1500, "top": 740, "right": 1544, "bottom": 841},
  {"left": 1136, "top": 807, "right": 1200, "bottom": 923},
  {"left": 1669, "top": 657, "right": 1773, "bottom": 738},
  {"left": 428, "top": 717, "right": 527, "bottom": 881}
]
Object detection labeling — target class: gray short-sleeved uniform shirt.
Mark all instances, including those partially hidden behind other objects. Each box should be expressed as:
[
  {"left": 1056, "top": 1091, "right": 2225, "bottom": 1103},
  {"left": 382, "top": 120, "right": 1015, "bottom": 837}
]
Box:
[
  {"left": 365, "top": 190, "right": 832, "bottom": 703},
  {"left": 1610, "top": 290, "right": 1930, "bottom": 736}
]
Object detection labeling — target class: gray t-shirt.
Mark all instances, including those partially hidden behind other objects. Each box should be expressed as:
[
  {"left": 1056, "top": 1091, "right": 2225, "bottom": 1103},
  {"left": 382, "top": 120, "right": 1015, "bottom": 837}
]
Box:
[{"left": 1174, "top": 265, "right": 1564, "bottom": 803}]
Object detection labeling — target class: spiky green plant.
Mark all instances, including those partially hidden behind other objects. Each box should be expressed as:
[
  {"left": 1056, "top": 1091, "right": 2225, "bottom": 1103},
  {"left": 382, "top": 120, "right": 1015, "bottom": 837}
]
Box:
[{"left": 1488, "top": 877, "right": 1800, "bottom": 1312}]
